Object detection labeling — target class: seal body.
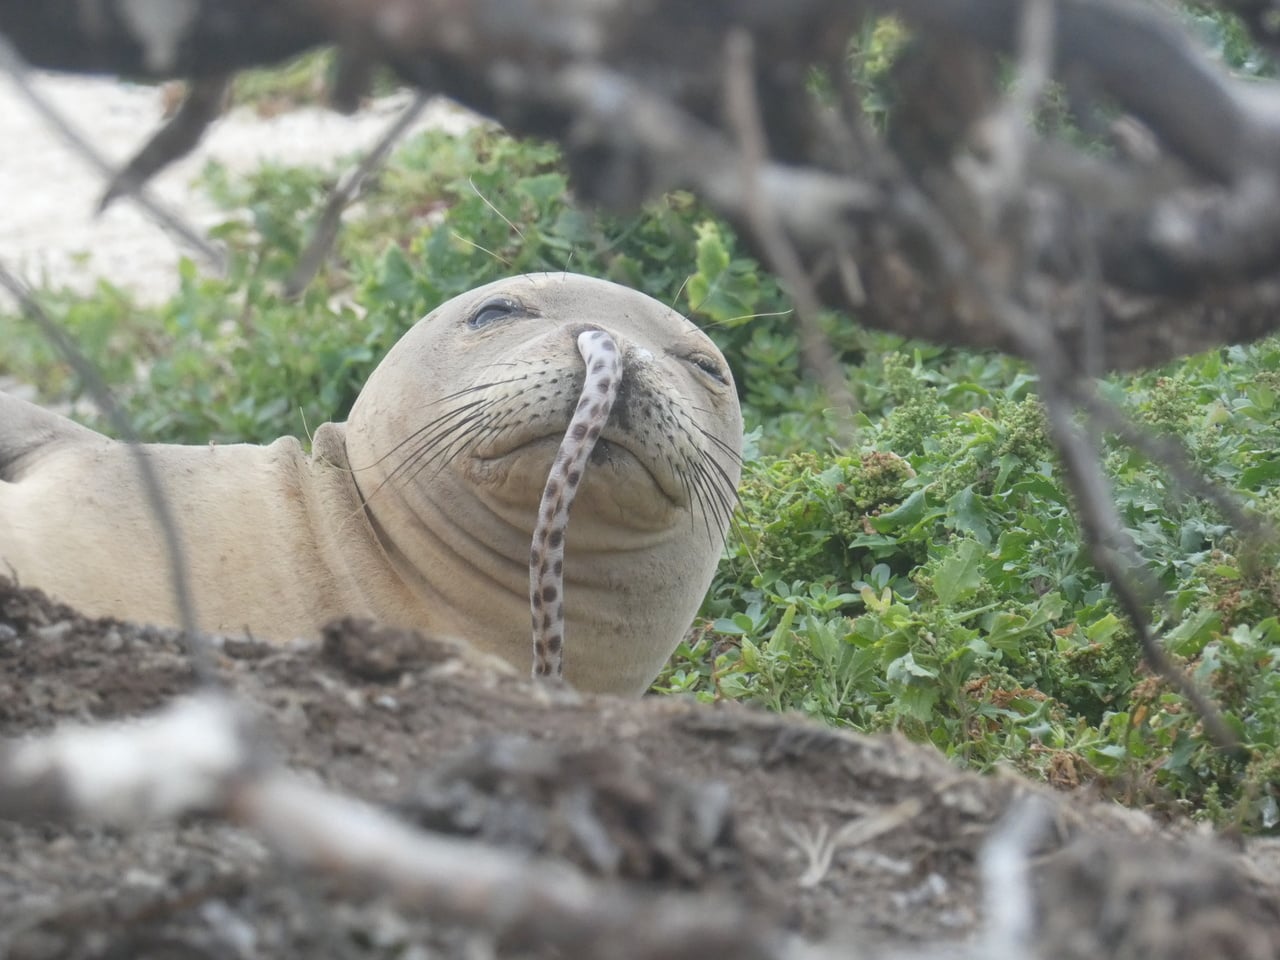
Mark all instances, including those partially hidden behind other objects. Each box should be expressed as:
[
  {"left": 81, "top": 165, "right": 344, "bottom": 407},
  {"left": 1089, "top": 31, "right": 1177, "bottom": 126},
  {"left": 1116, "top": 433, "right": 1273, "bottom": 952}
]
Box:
[{"left": 0, "top": 273, "right": 743, "bottom": 695}]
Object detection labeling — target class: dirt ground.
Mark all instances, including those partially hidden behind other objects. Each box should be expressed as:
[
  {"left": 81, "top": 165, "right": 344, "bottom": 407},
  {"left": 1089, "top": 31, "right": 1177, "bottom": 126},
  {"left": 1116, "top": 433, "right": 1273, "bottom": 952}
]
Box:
[{"left": 2, "top": 578, "right": 1280, "bottom": 959}]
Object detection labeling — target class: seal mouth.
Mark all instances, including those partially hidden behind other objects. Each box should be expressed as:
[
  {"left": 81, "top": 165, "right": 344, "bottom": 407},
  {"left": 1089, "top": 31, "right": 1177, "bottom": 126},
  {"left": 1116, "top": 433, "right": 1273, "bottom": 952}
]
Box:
[{"left": 475, "top": 431, "right": 684, "bottom": 508}]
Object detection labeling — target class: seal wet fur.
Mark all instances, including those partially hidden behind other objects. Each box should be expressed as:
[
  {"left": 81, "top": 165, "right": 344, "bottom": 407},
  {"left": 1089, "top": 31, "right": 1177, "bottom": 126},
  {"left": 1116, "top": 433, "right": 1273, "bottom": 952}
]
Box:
[{"left": 0, "top": 273, "right": 743, "bottom": 695}]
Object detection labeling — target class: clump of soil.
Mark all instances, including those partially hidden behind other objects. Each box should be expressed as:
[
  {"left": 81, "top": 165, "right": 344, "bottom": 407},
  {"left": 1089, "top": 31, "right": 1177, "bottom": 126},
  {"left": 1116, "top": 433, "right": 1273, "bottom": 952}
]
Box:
[{"left": 1, "top": 578, "right": 1278, "bottom": 959}]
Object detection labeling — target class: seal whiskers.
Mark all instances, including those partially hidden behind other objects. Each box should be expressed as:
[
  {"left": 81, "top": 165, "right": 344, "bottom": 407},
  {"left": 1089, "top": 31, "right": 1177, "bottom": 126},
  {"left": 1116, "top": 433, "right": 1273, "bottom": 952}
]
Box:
[{"left": 530, "top": 329, "right": 622, "bottom": 680}]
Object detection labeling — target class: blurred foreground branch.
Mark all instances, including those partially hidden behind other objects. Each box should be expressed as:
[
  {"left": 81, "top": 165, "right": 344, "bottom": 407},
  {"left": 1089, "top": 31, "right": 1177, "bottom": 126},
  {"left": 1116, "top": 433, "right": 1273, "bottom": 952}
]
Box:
[
  {"left": 4, "top": 0, "right": 1280, "bottom": 368},
  {"left": 0, "top": 694, "right": 780, "bottom": 960},
  {"left": 0, "top": 691, "right": 1057, "bottom": 960}
]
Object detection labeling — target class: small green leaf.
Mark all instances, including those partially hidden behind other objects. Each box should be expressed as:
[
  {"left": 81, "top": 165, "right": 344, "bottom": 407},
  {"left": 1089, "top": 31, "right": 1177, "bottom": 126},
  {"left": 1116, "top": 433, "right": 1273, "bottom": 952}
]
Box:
[
  {"left": 946, "top": 487, "right": 993, "bottom": 546},
  {"left": 933, "top": 539, "right": 986, "bottom": 605},
  {"left": 872, "top": 488, "right": 930, "bottom": 529},
  {"left": 1085, "top": 614, "right": 1124, "bottom": 644},
  {"left": 1240, "top": 456, "right": 1280, "bottom": 488}
]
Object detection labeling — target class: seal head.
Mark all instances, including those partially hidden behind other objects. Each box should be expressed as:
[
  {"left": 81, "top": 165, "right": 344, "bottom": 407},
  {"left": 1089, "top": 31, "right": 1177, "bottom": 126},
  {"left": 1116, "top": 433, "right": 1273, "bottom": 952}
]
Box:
[{"left": 346, "top": 272, "right": 743, "bottom": 694}]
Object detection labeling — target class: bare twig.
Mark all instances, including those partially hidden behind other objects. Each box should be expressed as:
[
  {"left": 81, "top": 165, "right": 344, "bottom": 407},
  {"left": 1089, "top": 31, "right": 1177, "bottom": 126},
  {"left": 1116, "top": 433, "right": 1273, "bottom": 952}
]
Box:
[
  {"left": 927, "top": 51, "right": 1246, "bottom": 753},
  {"left": 0, "top": 263, "right": 216, "bottom": 684},
  {"left": 957, "top": 233, "right": 1243, "bottom": 753},
  {"left": 721, "top": 31, "right": 857, "bottom": 445},
  {"left": 284, "top": 92, "right": 430, "bottom": 296},
  {"left": 99, "top": 74, "right": 231, "bottom": 213},
  {"left": 833, "top": 50, "right": 1246, "bottom": 755},
  {"left": 0, "top": 35, "right": 226, "bottom": 272},
  {"left": 787, "top": 796, "right": 925, "bottom": 888},
  {"left": 959, "top": 0, "right": 1055, "bottom": 221},
  {"left": 1037, "top": 361, "right": 1242, "bottom": 754},
  {"left": 1008, "top": 314, "right": 1244, "bottom": 754},
  {"left": 1072, "top": 383, "right": 1273, "bottom": 546}
]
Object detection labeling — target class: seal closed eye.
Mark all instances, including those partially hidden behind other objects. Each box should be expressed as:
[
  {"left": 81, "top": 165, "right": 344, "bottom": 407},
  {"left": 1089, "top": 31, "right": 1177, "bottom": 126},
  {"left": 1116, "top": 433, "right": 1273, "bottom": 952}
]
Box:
[
  {"left": 0, "top": 272, "right": 744, "bottom": 696},
  {"left": 468, "top": 296, "right": 525, "bottom": 328}
]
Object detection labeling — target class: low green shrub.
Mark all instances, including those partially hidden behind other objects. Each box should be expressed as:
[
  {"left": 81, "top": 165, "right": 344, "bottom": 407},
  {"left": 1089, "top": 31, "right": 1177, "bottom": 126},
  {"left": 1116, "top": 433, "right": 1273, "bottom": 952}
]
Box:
[{"left": 662, "top": 341, "right": 1280, "bottom": 830}]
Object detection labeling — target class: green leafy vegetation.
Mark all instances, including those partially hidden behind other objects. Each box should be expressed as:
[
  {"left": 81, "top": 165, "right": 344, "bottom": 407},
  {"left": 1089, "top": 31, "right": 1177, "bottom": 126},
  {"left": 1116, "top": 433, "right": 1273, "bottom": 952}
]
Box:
[
  {"left": 1181, "top": 4, "right": 1276, "bottom": 77},
  {"left": 230, "top": 49, "right": 402, "bottom": 113},
  {"left": 230, "top": 50, "right": 335, "bottom": 113},
  {"left": 666, "top": 344, "right": 1280, "bottom": 831},
  {"left": 5, "top": 18, "right": 1280, "bottom": 830}
]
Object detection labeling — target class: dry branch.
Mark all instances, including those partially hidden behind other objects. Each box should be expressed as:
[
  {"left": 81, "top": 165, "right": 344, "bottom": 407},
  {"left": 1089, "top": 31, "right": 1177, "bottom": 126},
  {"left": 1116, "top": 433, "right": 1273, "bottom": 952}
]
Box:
[
  {"left": 99, "top": 73, "right": 230, "bottom": 212},
  {"left": 284, "top": 91, "right": 430, "bottom": 296},
  {"left": 0, "top": 693, "right": 781, "bottom": 960},
  {"left": 6, "top": 0, "right": 1280, "bottom": 366}
]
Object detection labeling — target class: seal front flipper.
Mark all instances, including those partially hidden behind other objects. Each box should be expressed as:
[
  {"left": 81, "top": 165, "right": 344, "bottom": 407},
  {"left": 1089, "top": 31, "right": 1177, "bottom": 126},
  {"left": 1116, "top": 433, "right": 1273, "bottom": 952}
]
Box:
[{"left": 0, "top": 391, "right": 102, "bottom": 482}]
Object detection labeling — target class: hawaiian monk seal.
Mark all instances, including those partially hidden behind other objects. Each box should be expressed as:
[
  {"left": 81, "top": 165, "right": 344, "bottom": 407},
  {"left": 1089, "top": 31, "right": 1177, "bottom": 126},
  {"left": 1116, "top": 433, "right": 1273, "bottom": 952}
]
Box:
[{"left": 0, "top": 273, "right": 743, "bottom": 695}]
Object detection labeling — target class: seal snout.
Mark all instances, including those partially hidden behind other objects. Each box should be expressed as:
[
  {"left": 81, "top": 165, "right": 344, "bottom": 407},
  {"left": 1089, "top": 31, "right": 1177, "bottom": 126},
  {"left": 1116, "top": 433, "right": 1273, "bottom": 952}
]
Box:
[{"left": 563, "top": 324, "right": 655, "bottom": 398}]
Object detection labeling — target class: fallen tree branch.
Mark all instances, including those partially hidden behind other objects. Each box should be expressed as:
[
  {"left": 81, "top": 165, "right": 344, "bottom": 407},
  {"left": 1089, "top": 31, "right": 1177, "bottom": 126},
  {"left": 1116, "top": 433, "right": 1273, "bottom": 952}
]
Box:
[{"left": 6, "top": 0, "right": 1280, "bottom": 366}]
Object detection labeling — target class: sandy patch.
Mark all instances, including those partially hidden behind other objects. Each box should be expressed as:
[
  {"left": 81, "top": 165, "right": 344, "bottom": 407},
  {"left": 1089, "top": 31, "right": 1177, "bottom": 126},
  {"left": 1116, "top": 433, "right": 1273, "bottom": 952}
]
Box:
[{"left": 0, "top": 73, "right": 478, "bottom": 306}]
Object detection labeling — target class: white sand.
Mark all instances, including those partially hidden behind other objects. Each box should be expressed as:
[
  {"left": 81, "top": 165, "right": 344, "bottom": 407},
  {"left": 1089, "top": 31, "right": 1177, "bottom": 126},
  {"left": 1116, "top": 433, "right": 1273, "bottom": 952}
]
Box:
[{"left": 0, "top": 73, "right": 478, "bottom": 305}]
